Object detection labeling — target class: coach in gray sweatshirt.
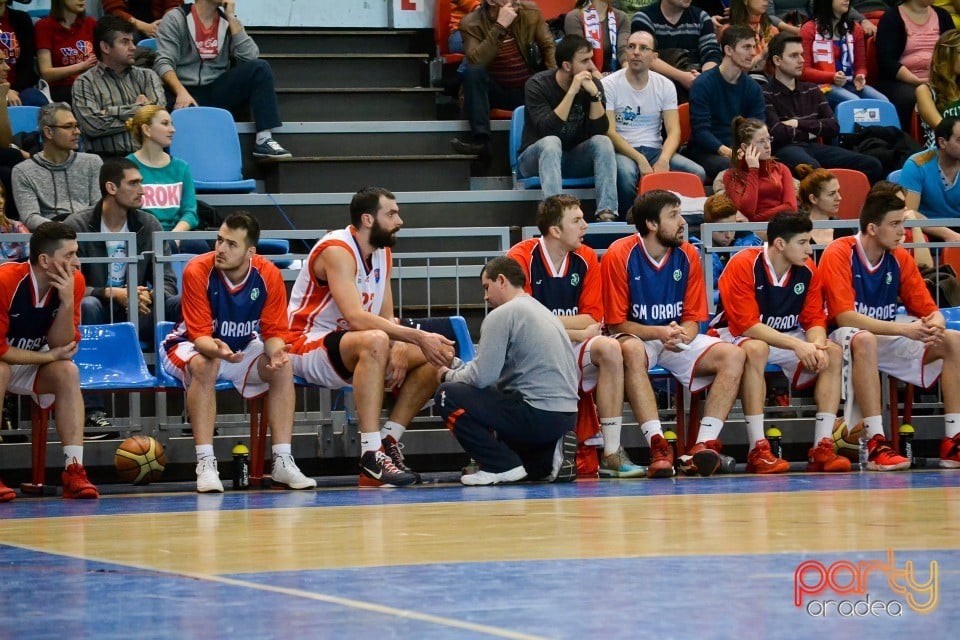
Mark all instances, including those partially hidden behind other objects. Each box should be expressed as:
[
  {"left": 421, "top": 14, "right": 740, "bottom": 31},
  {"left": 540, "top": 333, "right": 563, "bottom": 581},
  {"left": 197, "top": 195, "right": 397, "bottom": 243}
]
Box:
[
  {"left": 436, "top": 256, "right": 579, "bottom": 486},
  {"left": 12, "top": 103, "right": 102, "bottom": 231}
]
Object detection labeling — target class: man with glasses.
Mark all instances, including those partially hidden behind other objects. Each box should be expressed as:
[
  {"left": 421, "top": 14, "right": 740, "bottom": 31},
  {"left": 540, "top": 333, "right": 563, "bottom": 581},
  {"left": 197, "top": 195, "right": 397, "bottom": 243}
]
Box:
[
  {"left": 11, "top": 103, "right": 102, "bottom": 231},
  {"left": 602, "top": 30, "right": 706, "bottom": 216}
]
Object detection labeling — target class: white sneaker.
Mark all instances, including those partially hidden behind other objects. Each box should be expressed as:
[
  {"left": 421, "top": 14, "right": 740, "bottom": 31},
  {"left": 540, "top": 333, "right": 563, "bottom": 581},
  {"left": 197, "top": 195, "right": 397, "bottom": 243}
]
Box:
[
  {"left": 196, "top": 457, "right": 224, "bottom": 493},
  {"left": 271, "top": 455, "right": 317, "bottom": 489},
  {"left": 460, "top": 465, "right": 527, "bottom": 486}
]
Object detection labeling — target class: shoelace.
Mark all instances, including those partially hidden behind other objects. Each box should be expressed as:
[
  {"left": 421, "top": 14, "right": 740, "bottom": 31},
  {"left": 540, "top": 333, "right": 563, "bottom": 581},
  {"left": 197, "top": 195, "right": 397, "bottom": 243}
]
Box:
[{"left": 377, "top": 451, "right": 402, "bottom": 474}]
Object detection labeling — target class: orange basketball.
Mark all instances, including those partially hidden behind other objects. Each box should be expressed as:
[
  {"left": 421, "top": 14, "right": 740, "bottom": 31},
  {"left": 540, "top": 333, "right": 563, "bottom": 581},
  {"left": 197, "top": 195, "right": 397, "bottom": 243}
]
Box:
[
  {"left": 832, "top": 419, "right": 865, "bottom": 462},
  {"left": 115, "top": 436, "right": 166, "bottom": 485}
]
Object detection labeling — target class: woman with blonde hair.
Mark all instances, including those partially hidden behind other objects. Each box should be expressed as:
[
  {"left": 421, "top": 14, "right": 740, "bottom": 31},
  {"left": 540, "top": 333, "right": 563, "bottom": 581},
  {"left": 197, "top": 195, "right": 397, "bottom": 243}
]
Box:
[
  {"left": 723, "top": 116, "right": 798, "bottom": 222},
  {"left": 125, "top": 105, "right": 201, "bottom": 250},
  {"left": 917, "top": 29, "right": 960, "bottom": 146}
]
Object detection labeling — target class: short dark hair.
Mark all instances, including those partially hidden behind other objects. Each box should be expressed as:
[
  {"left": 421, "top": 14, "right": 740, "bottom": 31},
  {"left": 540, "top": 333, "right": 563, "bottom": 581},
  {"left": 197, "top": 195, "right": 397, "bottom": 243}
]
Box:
[
  {"left": 630, "top": 190, "right": 680, "bottom": 236},
  {"left": 223, "top": 211, "right": 261, "bottom": 248},
  {"left": 93, "top": 15, "right": 136, "bottom": 61},
  {"left": 934, "top": 116, "right": 960, "bottom": 149},
  {"left": 99, "top": 157, "right": 138, "bottom": 194},
  {"left": 767, "top": 211, "right": 813, "bottom": 244},
  {"left": 350, "top": 187, "right": 396, "bottom": 228},
  {"left": 482, "top": 256, "right": 526, "bottom": 288},
  {"left": 537, "top": 195, "right": 581, "bottom": 235},
  {"left": 29, "top": 221, "right": 77, "bottom": 265},
  {"left": 557, "top": 34, "right": 592, "bottom": 66},
  {"left": 860, "top": 192, "right": 904, "bottom": 234},
  {"left": 721, "top": 24, "right": 757, "bottom": 52},
  {"left": 767, "top": 32, "right": 802, "bottom": 64}
]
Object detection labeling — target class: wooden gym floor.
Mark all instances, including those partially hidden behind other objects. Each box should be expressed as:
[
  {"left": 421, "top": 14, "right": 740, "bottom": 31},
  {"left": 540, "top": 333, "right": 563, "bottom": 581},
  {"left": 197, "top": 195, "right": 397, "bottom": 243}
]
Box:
[{"left": 1, "top": 470, "right": 958, "bottom": 639}]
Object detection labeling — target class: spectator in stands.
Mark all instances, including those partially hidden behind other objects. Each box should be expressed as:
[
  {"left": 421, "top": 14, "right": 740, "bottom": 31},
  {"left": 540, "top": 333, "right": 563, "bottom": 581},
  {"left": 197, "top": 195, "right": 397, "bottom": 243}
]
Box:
[
  {"left": 712, "top": 211, "right": 848, "bottom": 473},
  {"left": 103, "top": 0, "right": 182, "bottom": 39},
  {"left": 286, "top": 187, "right": 455, "bottom": 488},
  {"left": 0, "top": 55, "right": 31, "bottom": 225},
  {"left": 763, "top": 32, "right": 884, "bottom": 181},
  {"left": 721, "top": 0, "right": 779, "bottom": 82},
  {"left": 768, "top": 0, "right": 879, "bottom": 35},
  {"left": 506, "top": 195, "right": 658, "bottom": 479},
  {"left": 601, "top": 189, "right": 746, "bottom": 477},
  {"left": 0, "top": 221, "right": 100, "bottom": 500},
  {"left": 797, "top": 166, "right": 852, "bottom": 244},
  {"left": 125, "top": 105, "right": 202, "bottom": 252},
  {"left": 436, "top": 256, "right": 579, "bottom": 485},
  {"left": 64, "top": 158, "right": 181, "bottom": 438},
  {"left": 0, "top": 185, "right": 29, "bottom": 263},
  {"left": 819, "top": 190, "right": 960, "bottom": 470},
  {"left": 876, "top": 0, "right": 953, "bottom": 128},
  {"left": 449, "top": 0, "right": 481, "bottom": 54},
  {"left": 35, "top": 0, "right": 98, "bottom": 104},
  {"left": 154, "top": 0, "right": 291, "bottom": 158},
  {"left": 901, "top": 116, "right": 960, "bottom": 233},
  {"left": 694, "top": 193, "right": 762, "bottom": 288},
  {"left": 801, "top": 0, "right": 888, "bottom": 107},
  {"left": 632, "top": 0, "right": 723, "bottom": 103},
  {"left": 12, "top": 102, "right": 102, "bottom": 231},
  {"left": 723, "top": 116, "right": 798, "bottom": 222},
  {"left": 935, "top": 0, "right": 960, "bottom": 29},
  {"left": 604, "top": 30, "right": 706, "bottom": 215},
  {"left": 160, "top": 212, "right": 316, "bottom": 493},
  {"left": 451, "top": 0, "right": 556, "bottom": 157},
  {"left": 564, "top": 1, "right": 631, "bottom": 73},
  {"left": 73, "top": 16, "right": 165, "bottom": 158},
  {"left": 917, "top": 29, "right": 960, "bottom": 148},
  {"left": 517, "top": 35, "right": 619, "bottom": 221},
  {"left": 0, "top": 0, "right": 45, "bottom": 106},
  {"left": 688, "top": 25, "right": 766, "bottom": 179}
]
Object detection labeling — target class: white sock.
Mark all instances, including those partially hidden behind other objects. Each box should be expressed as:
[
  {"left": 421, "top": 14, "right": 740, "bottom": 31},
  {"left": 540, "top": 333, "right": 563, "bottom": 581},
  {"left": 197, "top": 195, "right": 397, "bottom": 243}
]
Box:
[
  {"left": 640, "top": 419, "right": 663, "bottom": 445},
  {"left": 945, "top": 414, "right": 960, "bottom": 439},
  {"left": 600, "top": 417, "right": 622, "bottom": 456},
  {"left": 697, "top": 417, "right": 723, "bottom": 443},
  {"left": 195, "top": 444, "right": 215, "bottom": 462},
  {"left": 360, "top": 431, "right": 382, "bottom": 454},
  {"left": 381, "top": 421, "right": 405, "bottom": 443},
  {"left": 255, "top": 130, "right": 272, "bottom": 145},
  {"left": 744, "top": 415, "right": 765, "bottom": 447},
  {"left": 814, "top": 413, "right": 837, "bottom": 444},
  {"left": 272, "top": 443, "right": 291, "bottom": 458},
  {"left": 63, "top": 445, "right": 83, "bottom": 467},
  {"left": 863, "top": 415, "right": 884, "bottom": 440}
]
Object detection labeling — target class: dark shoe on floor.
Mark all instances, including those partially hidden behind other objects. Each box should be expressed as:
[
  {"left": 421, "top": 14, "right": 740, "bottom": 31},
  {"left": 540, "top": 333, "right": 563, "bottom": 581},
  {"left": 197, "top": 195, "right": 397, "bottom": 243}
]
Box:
[
  {"left": 84, "top": 411, "right": 119, "bottom": 441},
  {"left": 450, "top": 137, "right": 486, "bottom": 155},
  {"left": 596, "top": 210, "right": 618, "bottom": 222}
]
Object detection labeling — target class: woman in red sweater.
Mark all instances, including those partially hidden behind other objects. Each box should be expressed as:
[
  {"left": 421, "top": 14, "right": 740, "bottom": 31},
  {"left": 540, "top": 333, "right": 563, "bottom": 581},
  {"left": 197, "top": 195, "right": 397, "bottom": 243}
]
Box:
[
  {"left": 799, "top": 0, "right": 889, "bottom": 108},
  {"left": 723, "top": 116, "right": 798, "bottom": 222}
]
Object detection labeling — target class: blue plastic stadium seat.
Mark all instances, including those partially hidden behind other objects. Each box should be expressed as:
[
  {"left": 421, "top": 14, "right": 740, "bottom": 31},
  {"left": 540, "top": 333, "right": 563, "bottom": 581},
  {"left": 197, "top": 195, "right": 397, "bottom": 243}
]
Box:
[
  {"left": 138, "top": 38, "right": 157, "bottom": 50},
  {"left": 8, "top": 105, "right": 40, "bottom": 135},
  {"left": 169, "top": 107, "right": 256, "bottom": 193},
  {"left": 77, "top": 323, "right": 156, "bottom": 390},
  {"left": 509, "top": 106, "right": 595, "bottom": 190},
  {"left": 835, "top": 99, "right": 900, "bottom": 134},
  {"left": 257, "top": 238, "right": 292, "bottom": 269}
]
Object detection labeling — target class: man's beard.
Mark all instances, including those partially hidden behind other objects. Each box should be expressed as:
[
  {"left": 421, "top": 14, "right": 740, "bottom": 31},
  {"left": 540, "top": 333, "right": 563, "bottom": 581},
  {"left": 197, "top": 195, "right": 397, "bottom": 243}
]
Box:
[
  {"left": 657, "top": 227, "right": 683, "bottom": 248},
  {"left": 370, "top": 219, "right": 398, "bottom": 248}
]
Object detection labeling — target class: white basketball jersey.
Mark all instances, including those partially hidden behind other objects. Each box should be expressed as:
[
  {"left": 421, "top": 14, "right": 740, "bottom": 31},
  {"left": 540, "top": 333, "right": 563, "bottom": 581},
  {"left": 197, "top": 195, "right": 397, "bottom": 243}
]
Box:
[{"left": 288, "top": 226, "right": 391, "bottom": 336}]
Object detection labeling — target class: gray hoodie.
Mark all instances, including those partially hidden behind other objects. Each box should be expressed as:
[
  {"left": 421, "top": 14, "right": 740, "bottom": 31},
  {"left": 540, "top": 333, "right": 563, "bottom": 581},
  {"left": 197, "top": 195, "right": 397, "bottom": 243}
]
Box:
[{"left": 12, "top": 151, "right": 103, "bottom": 231}]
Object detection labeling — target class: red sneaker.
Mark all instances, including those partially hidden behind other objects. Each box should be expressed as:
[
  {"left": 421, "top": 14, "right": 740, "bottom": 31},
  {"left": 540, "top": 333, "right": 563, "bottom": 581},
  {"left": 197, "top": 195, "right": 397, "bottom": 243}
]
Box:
[
  {"left": 746, "top": 439, "right": 790, "bottom": 474},
  {"left": 0, "top": 478, "right": 14, "bottom": 502},
  {"left": 679, "top": 441, "right": 721, "bottom": 477},
  {"left": 939, "top": 434, "right": 960, "bottom": 469},
  {"left": 703, "top": 439, "right": 737, "bottom": 473},
  {"left": 807, "top": 437, "right": 852, "bottom": 472},
  {"left": 647, "top": 434, "right": 675, "bottom": 478},
  {"left": 865, "top": 434, "right": 910, "bottom": 471},
  {"left": 62, "top": 462, "right": 99, "bottom": 499}
]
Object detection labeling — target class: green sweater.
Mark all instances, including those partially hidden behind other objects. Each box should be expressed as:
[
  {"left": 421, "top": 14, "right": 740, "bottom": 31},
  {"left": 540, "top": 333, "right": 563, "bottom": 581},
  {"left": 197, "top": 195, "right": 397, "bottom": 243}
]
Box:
[{"left": 126, "top": 154, "right": 199, "bottom": 231}]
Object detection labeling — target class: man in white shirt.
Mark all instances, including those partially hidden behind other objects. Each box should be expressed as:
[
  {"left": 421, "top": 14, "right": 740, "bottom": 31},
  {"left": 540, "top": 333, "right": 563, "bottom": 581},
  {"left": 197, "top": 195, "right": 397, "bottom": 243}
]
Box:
[{"left": 602, "top": 30, "right": 705, "bottom": 216}]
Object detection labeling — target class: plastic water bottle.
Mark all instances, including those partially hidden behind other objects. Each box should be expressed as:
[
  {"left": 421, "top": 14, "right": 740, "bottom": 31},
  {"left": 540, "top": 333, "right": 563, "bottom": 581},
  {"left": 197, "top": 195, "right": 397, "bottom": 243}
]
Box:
[
  {"left": 232, "top": 441, "right": 250, "bottom": 490},
  {"left": 765, "top": 426, "right": 783, "bottom": 459},
  {"left": 899, "top": 424, "right": 915, "bottom": 468},
  {"left": 858, "top": 434, "right": 869, "bottom": 472},
  {"left": 663, "top": 430, "right": 679, "bottom": 470}
]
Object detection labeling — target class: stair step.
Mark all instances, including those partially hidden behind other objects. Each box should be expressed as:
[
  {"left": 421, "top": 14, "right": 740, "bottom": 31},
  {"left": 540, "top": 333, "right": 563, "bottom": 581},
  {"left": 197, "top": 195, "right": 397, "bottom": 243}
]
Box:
[
  {"left": 248, "top": 29, "right": 432, "bottom": 55},
  {"left": 262, "top": 53, "right": 429, "bottom": 88},
  {"left": 276, "top": 87, "right": 441, "bottom": 121},
  {"left": 258, "top": 155, "right": 476, "bottom": 193}
]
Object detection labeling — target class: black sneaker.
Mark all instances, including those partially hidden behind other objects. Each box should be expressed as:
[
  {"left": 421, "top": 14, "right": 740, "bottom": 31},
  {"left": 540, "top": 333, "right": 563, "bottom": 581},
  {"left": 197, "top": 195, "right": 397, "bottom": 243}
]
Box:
[
  {"left": 383, "top": 436, "right": 422, "bottom": 484},
  {"left": 550, "top": 431, "right": 578, "bottom": 483},
  {"left": 252, "top": 138, "right": 292, "bottom": 158},
  {"left": 450, "top": 137, "right": 485, "bottom": 155},
  {"left": 83, "top": 411, "right": 120, "bottom": 441},
  {"left": 358, "top": 450, "right": 417, "bottom": 487}
]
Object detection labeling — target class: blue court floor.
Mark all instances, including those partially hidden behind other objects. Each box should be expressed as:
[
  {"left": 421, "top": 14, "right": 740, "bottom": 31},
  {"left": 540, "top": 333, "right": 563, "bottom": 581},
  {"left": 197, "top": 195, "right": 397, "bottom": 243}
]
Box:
[{"left": 1, "top": 471, "right": 958, "bottom": 639}]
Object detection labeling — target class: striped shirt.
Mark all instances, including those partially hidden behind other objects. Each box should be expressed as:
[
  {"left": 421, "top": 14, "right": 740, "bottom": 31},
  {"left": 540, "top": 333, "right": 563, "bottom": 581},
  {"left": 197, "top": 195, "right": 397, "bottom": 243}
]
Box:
[
  {"left": 73, "top": 62, "right": 166, "bottom": 156},
  {"left": 631, "top": 5, "right": 722, "bottom": 68}
]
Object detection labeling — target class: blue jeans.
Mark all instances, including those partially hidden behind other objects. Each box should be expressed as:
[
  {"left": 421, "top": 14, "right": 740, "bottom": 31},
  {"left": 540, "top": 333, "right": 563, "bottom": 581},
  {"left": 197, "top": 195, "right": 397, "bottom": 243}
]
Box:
[
  {"left": 462, "top": 64, "right": 525, "bottom": 140},
  {"left": 517, "top": 134, "right": 619, "bottom": 215},
  {"left": 177, "top": 59, "right": 282, "bottom": 131},
  {"left": 615, "top": 147, "right": 707, "bottom": 217},
  {"left": 825, "top": 81, "right": 890, "bottom": 109},
  {"left": 774, "top": 142, "right": 885, "bottom": 184}
]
